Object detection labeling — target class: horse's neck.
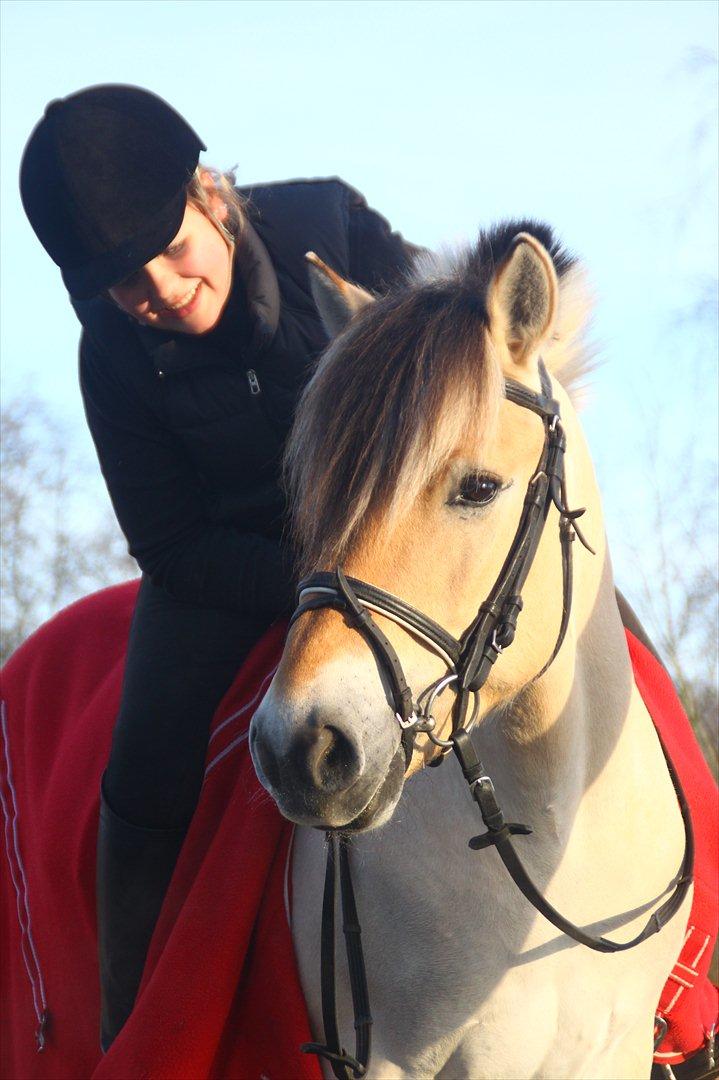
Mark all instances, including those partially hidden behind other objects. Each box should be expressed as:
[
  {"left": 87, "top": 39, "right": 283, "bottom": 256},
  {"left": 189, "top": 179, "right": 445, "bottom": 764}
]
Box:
[
  {"left": 475, "top": 555, "right": 627, "bottom": 818},
  {"left": 291, "top": 564, "right": 689, "bottom": 1076}
]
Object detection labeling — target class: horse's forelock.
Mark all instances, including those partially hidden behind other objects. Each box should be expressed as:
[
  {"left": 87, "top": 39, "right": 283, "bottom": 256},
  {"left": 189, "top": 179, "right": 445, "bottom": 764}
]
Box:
[
  {"left": 285, "top": 282, "right": 500, "bottom": 572},
  {"left": 285, "top": 222, "right": 594, "bottom": 571}
]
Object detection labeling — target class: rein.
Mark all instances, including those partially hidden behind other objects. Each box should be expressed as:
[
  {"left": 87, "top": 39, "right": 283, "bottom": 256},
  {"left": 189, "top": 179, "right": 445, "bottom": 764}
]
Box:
[{"left": 292, "top": 362, "right": 694, "bottom": 1079}]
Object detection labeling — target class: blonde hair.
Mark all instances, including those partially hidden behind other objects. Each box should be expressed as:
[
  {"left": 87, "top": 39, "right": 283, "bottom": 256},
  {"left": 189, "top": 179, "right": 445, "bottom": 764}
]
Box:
[{"left": 186, "top": 165, "right": 246, "bottom": 243}]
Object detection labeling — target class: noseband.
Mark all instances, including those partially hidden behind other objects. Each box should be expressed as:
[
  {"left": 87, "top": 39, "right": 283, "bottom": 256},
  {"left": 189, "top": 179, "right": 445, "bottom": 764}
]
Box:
[{"left": 291, "top": 362, "right": 694, "bottom": 1079}]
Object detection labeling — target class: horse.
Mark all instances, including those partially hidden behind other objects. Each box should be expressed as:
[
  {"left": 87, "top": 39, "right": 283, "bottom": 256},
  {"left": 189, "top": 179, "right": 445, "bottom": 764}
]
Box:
[
  {"left": 1, "top": 222, "right": 716, "bottom": 1080},
  {"left": 248, "top": 224, "right": 698, "bottom": 1079}
]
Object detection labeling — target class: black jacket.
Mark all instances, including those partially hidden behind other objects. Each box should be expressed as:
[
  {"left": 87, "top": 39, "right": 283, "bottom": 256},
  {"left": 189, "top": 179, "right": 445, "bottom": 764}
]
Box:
[{"left": 73, "top": 179, "right": 416, "bottom": 616}]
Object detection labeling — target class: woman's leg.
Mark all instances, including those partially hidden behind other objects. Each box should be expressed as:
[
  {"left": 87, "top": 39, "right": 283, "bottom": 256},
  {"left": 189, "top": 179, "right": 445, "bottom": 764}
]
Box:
[
  {"left": 97, "top": 576, "right": 271, "bottom": 1049},
  {"left": 104, "top": 576, "right": 268, "bottom": 828}
]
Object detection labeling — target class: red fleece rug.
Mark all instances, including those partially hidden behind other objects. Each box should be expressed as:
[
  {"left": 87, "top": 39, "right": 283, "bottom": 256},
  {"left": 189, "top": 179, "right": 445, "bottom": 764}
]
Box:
[{"left": 1, "top": 580, "right": 716, "bottom": 1079}]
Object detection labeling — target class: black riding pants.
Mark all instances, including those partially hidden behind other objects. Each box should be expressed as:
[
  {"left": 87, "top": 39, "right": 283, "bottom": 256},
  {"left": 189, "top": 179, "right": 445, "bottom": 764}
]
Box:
[{"left": 104, "top": 576, "right": 272, "bottom": 830}]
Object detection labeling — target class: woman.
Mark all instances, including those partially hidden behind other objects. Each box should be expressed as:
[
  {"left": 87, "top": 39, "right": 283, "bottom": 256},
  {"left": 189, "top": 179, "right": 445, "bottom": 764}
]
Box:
[{"left": 19, "top": 84, "right": 417, "bottom": 1050}]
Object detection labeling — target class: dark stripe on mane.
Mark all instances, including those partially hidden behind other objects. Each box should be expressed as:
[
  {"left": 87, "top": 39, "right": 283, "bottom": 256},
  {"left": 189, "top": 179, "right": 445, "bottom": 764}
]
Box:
[
  {"left": 465, "top": 219, "right": 575, "bottom": 291},
  {"left": 285, "top": 221, "right": 575, "bottom": 571}
]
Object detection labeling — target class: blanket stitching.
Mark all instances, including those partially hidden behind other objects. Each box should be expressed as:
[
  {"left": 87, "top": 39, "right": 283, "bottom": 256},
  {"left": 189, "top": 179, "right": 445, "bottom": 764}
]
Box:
[
  {"left": 204, "top": 731, "right": 249, "bottom": 779},
  {"left": 208, "top": 666, "right": 278, "bottom": 746},
  {"left": 0, "top": 701, "right": 47, "bottom": 1026},
  {"left": 690, "top": 934, "right": 710, "bottom": 968}
]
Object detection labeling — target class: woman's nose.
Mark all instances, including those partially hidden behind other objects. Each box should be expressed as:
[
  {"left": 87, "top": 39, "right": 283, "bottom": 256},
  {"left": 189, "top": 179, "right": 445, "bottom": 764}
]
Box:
[{"left": 140, "top": 259, "right": 176, "bottom": 306}]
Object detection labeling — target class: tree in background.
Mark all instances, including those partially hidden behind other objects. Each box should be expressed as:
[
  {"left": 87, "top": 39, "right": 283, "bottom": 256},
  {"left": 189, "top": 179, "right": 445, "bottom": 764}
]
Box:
[
  {"left": 623, "top": 47, "right": 718, "bottom": 779},
  {"left": 1, "top": 395, "right": 137, "bottom": 663},
  {"left": 629, "top": 448, "right": 718, "bottom": 778}
]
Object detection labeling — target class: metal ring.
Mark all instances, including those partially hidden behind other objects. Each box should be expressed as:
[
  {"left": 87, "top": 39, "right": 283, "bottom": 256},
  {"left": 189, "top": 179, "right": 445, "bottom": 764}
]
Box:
[
  {"left": 412, "top": 675, "right": 459, "bottom": 748},
  {"left": 422, "top": 673, "right": 458, "bottom": 716},
  {"left": 425, "top": 729, "right": 455, "bottom": 749}
]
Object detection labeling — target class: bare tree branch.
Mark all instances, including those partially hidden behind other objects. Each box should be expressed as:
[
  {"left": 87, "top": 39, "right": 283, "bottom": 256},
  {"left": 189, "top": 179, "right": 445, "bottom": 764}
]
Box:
[{"left": 1, "top": 394, "right": 138, "bottom": 663}]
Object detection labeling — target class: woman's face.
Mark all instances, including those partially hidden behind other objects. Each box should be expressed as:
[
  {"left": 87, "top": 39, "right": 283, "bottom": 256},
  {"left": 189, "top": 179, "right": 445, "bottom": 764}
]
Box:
[{"left": 109, "top": 202, "right": 233, "bottom": 335}]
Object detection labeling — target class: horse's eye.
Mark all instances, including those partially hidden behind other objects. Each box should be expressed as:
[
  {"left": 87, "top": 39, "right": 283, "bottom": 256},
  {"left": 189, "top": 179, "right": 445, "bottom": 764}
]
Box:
[{"left": 450, "top": 473, "right": 503, "bottom": 508}]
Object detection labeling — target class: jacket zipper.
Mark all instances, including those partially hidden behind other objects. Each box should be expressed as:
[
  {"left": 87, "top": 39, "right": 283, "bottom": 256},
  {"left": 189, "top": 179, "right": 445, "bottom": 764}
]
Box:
[{"left": 246, "top": 369, "right": 261, "bottom": 395}]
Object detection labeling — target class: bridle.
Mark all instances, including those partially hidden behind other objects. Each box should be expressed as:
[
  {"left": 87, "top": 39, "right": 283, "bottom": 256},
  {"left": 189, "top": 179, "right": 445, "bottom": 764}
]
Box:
[
  {"left": 290, "top": 361, "right": 694, "bottom": 1080},
  {"left": 292, "top": 361, "right": 591, "bottom": 762}
]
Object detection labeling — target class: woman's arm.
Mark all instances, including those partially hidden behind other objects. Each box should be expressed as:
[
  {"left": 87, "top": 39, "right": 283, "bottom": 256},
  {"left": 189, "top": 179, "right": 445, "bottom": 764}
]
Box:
[
  {"left": 80, "top": 334, "right": 294, "bottom": 617},
  {"left": 347, "top": 187, "right": 426, "bottom": 292}
]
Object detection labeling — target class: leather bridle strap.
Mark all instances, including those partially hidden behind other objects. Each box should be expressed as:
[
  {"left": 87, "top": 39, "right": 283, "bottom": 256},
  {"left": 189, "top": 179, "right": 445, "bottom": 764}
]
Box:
[
  {"left": 452, "top": 362, "right": 591, "bottom": 727},
  {"left": 453, "top": 727, "right": 695, "bottom": 952},
  {"left": 290, "top": 570, "right": 427, "bottom": 768},
  {"left": 291, "top": 573, "right": 461, "bottom": 669},
  {"left": 301, "top": 834, "right": 371, "bottom": 1079}
]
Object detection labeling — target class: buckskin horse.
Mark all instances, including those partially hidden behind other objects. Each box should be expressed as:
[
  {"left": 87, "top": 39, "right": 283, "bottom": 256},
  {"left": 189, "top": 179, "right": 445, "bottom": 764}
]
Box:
[
  {"left": 251, "top": 226, "right": 715, "bottom": 1079},
  {"left": 2, "top": 223, "right": 717, "bottom": 1080}
]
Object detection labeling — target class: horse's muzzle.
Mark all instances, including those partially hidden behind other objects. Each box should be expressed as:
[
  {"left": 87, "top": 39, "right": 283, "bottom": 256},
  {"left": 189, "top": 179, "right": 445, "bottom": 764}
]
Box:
[{"left": 249, "top": 714, "right": 404, "bottom": 830}]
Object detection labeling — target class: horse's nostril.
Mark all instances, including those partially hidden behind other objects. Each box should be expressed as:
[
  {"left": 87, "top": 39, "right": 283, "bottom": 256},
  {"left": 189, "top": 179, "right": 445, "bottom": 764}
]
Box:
[
  {"left": 252, "top": 716, "right": 364, "bottom": 802},
  {"left": 306, "top": 724, "right": 361, "bottom": 792}
]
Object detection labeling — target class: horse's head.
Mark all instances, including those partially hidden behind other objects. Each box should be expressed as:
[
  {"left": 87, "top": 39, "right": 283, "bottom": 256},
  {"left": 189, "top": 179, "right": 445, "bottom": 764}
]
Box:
[{"left": 250, "top": 223, "right": 603, "bottom": 830}]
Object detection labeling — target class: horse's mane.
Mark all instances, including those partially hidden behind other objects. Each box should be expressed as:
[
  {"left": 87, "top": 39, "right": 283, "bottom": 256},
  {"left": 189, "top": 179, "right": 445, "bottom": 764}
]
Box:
[{"left": 285, "top": 220, "right": 595, "bottom": 571}]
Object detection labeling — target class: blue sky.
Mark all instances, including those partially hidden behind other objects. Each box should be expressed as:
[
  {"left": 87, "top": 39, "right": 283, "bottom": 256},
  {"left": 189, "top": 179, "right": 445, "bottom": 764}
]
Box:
[{"left": 1, "top": 0, "right": 717, "bottom": 635}]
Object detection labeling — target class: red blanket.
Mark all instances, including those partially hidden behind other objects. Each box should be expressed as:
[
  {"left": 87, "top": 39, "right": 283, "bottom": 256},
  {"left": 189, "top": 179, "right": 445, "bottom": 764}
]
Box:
[
  {"left": 626, "top": 633, "right": 719, "bottom": 1067},
  {"left": 1, "top": 580, "right": 716, "bottom": 1078}
]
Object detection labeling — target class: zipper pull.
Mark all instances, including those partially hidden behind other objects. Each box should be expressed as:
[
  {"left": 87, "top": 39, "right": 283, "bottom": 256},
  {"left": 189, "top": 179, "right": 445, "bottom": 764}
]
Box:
[{"left": 246, "top": 369, "right": 261, "bottom": 396}]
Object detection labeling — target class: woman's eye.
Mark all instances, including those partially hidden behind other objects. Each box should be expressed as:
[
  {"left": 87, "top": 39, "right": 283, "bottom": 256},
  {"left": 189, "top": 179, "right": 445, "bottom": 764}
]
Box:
[
  {"left": 450, "top": 473, "right": 504, "bottom": 508},
  {"left": 166, "top": 241, "right": 185, "bottom": 257}
]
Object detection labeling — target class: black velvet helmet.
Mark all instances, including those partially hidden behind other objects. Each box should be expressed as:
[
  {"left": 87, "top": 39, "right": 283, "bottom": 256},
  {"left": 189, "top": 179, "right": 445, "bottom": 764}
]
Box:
[{"left": 19, "top": 84, "right": 206, "bottom": 299}]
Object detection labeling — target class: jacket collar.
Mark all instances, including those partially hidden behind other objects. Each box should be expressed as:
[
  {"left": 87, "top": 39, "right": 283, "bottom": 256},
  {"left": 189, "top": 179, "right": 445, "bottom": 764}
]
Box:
[{"left": 134, "top": 219, "right": 281, "bottom": 377}]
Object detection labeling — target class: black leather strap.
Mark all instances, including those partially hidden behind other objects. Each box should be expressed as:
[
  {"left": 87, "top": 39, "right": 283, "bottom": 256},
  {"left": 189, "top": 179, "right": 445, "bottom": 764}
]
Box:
[
  {"left": 291, "top": 571, "right": 418, "bottom": 767},
  {"left": 301, "top": 835, "right": 371, "bottom": 1080},
  {"left": 504, "top": 373, "right": 559, "bottom": 418},
  {"left": 294, "top": 572, "right": 461, "bottom": 666},
  {"left": 454, "top": 726, "right": 694, "bottom": 954},
  {"left": 335, "top": 569, "right": 415, "bottom": 729},
  {"left": 533, "top": 517, "right": 575, "bottom": 682}
]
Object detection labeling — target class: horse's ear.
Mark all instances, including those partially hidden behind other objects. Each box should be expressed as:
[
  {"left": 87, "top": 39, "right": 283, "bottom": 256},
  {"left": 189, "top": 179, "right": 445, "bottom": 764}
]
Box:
[
  {"left": 486, "top": 232, "right": 558, "bottom": 368},
  {"left": 305, "top": 252, "right": 374, "bottom": 337}
]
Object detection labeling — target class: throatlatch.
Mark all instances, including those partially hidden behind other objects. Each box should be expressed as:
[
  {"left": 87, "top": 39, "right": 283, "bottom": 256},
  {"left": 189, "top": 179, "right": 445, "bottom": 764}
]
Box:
[{"left": 292, "top": 362, "right": 694, "bottom": 1080}]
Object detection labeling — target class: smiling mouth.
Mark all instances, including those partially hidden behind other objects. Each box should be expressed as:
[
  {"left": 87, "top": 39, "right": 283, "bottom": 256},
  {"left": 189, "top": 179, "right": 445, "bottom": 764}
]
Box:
[{"left": 160, "top": 282, "right": 201, "bottom": 318}]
